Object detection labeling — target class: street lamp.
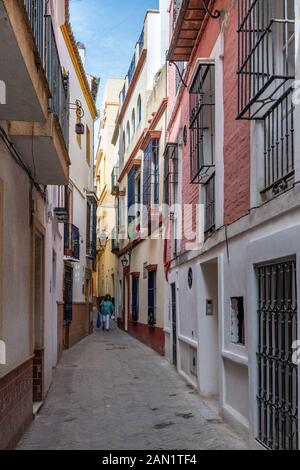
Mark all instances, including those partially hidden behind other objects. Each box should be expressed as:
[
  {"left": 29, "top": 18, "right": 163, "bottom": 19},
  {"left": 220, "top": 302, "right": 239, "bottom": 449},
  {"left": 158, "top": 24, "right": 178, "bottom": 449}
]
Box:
[
  {"left": 121, "top": 254, "right": 130, "bottom": 268},
  {"left": 121, "top": 247, "right": 132, "bottom": 268}
]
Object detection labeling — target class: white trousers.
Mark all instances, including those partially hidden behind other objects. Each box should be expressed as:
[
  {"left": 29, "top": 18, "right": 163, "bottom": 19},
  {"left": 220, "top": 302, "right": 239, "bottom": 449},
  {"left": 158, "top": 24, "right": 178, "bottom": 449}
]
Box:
[{"left": 102, "top": 314, "right": 110, "bottom": 331}]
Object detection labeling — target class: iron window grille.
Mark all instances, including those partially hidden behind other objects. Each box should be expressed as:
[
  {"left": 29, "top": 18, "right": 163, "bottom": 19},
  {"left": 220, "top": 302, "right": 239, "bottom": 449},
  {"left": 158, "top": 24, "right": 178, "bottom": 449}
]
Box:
[
  {"left": 132, "top": 277, "right": 139, "bottom": 322},
  {"left": 128, "top": 166, "right": 137, "bottom": 225},
  {"left": 263, "top": 88, "right": 294, "bottom": 192},
  {"left": 64, "top": 224, "right": 80, "bottom": 261},
  {"left": 148, "top": 271, "right": 157, "bottom": 326},
  {"left": 175, "top": 61, "right": 186, "bottom": 94},
  {"left": 204, "top": 173, "right": 215, "bottom": 237},
  {"left": 256, "top": 259, "right": 298, "bottom": 450},
  {"left": 143, "top": 139, "right": 160, "bottom": 213},
  {"left": 190, "top": 62, "right": 215, "bottom": 184},
  {"left": 237, "top": 0, "right": 295, "bottom": 120},
  {"left": 164, "top": 143, "right": 179, "bottom": 206}
]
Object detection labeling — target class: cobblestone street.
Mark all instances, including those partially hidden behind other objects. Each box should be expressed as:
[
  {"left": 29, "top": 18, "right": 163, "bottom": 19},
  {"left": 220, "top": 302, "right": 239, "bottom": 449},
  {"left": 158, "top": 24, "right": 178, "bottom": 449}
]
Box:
[{"left": 18, "top": 323, "right": 247, "bottom": 450}]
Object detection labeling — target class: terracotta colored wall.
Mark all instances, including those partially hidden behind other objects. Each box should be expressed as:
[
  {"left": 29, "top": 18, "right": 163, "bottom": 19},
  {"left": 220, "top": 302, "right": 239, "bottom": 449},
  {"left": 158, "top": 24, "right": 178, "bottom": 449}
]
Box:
[
  {"left": 223, "top": 5, "right": 250, "bottom": 225},
  {"left": 128, "top": 321, "right": 165, "bottom": 356},
  {"left": 68, "top": 303, "right": 90, "bottom": 348},
  {"left": 0, "top": 358, "right": 33, "bottom": 450}
]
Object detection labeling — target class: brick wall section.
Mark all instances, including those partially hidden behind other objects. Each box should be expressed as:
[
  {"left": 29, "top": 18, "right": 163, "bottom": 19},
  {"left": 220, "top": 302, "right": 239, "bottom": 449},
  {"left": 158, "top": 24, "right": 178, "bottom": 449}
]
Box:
[
  {"left": 68, "top": 303, "right": 90, "bottom": 349},
  {"left": 0, "top": 358, "right": 33, "bottom": 449},
  {"left": 166, "top": 0, "right": 251, "bottom": 265},
  {"left": 223, "top": 5, "right": 250, "bottom": 225},
  {"left": 33, "top": 350, "right": 44, "bottom": 402}
]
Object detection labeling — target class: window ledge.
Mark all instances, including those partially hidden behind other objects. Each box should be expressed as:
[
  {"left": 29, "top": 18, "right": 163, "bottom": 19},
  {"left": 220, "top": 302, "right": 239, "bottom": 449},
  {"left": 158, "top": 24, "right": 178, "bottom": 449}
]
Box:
[{"left": 222, "top": 350, "right": 248, "bottom": 367}]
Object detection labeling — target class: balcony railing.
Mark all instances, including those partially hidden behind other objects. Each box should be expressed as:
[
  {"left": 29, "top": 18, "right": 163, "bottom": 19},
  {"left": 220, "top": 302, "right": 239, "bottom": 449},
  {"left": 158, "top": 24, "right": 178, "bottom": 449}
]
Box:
[
  {"left": 237, "top": 0, "right": 295, "bottom": 120},
  {"left": 111, "top": 166, "right": 119, "bottom": 195},
  {"left": 128, "top": 54, "right": 136, "bottom": 85},
  {"left": 64, "top": 224, "right": 80, "bottom": 261},
  {"left": 23, "top": 0, "right": 45, "bottom": 64},
  {"left": 22, "top": 2, "right": 69, "bottom": 146},
  {"left": 45, "top": 16, "right": 69, "bottom": 146},
  {"left": 137, "top": 28, "right": 144, "bottom": 56}
]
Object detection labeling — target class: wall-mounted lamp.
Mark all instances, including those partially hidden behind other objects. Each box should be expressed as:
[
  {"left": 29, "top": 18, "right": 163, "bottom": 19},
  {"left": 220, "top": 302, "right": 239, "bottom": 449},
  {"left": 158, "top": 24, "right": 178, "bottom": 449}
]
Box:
[{"left": 69, "top": 99, "right": 85, "bottom": 135}]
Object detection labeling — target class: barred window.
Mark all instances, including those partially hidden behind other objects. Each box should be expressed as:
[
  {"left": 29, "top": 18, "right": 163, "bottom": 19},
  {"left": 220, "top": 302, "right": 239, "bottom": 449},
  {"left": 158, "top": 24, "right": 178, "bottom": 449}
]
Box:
[
  {"left": 263, "top": 88, "right": 294, "bottom": 192},
  {"left": 164, "top": 143, "right": 178, "bottom": 206},
  {"left": 132, "top": 276, "right": 139, "bottom": 322},
  {"left": 237, "top": 0, "right": 295, "bottom": 120},
  {"left": 204, "top": 173, "right": 215, "bottom": 238},
  {"left": 143, "top": 139, "right": 160, "bottom": 211},
  {"left": 189, "top": 62, "right": 215, "bottom": 184},
  {"left": 148, "top": 271, "right": 157, "bottom": 326}
]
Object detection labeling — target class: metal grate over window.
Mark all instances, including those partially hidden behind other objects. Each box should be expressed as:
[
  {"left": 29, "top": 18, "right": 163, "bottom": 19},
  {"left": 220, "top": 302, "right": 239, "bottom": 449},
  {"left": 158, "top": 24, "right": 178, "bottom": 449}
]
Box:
[
  {"left": 263, "top": 88, "right": 294, "bottom": 192},
  {"left": 237, "top": 0, "right": 295, "bottom": 120},
  {"left": 256, "top": 259, "right": 298, "bottom": 450},
  {"left": 132, "top": 277, "right": 139, "bottom": 322},
  {"left": 164, "top": 143, "right": 178, "bottom": 206},
  {"left": 204, "top": 173, "right": 215, "bottom": 237},
  {"left": 189, "top": 63, "right": 215, "bottom": 184},
  {"left": 143, "top": 139, "right": 160, "bottom": 212},
  {"left": 148, "top": 271, "right": 157, "bottom": 326}
]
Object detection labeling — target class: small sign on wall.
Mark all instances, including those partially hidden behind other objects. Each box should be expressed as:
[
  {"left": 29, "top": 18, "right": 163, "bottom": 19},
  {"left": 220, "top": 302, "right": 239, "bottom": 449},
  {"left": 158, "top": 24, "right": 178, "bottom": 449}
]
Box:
[{"left": 206, "top": 299, "right": 213, "bottom": 316}]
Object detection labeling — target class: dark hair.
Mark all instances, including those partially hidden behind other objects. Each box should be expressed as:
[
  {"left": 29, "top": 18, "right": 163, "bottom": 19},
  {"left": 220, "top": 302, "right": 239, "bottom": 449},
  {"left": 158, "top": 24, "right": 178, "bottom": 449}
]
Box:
[{"left": 105, "top": 294, "right": 111, "bottom": 301}]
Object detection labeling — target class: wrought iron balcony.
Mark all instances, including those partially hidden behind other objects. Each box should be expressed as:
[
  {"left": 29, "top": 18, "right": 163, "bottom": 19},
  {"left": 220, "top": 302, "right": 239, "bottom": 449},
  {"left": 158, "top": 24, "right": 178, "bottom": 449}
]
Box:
[
  {"left": 45, "top": 16, "right": 69, "bottom": 146},
  {"left": 137, "top": 27, "right": 144, "bottom": 56},
  {"left": 111, "top": 166, "right": 119, "bottom": 195},
  {"left": 64, "top": 224, "right": 80, "bottom": 261},
  {"left": 22, "top": 2, "right": 69, "bottom": 146},
  {"left": 128, "top": 54, "right": 136, "bottom": 85},
  {"left": 237, "top": 0, "right": 295, "bottom": 120},
  {"left": 23, "top": 0, "right": 45, "bottom": 64},
  {"left": 168, "top": 0, "right": 221, "bottom": 62}
]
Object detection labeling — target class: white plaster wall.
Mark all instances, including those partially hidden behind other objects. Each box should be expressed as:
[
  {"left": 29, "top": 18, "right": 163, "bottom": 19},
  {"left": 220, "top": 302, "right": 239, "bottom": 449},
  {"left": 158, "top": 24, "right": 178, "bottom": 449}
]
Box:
[
  {"left": 0, "top": 139, "right": 32, "bottom": 378},
  {"left": 57, "top": 24, "right": 95, "bottom": 303}
]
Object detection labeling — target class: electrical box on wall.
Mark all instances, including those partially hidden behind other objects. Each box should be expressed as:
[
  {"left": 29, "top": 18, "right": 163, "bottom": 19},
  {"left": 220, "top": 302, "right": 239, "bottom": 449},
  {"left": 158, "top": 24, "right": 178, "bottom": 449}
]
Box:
[{"left": 206, "top": 299, "right": 213, "bottom": 316}]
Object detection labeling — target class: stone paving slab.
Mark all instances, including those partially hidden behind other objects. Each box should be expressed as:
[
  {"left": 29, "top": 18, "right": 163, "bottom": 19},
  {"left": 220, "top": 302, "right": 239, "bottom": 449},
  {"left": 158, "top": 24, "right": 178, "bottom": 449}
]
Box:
[{"left": 18, "top": 323, "right": 248, "bottom": 450}]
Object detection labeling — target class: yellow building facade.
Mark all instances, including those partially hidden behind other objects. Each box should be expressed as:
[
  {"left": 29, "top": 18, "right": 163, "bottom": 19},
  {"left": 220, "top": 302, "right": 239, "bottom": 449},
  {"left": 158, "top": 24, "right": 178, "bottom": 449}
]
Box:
[{"left": 95, "top": 79, "right": 124, "bottom": 301}]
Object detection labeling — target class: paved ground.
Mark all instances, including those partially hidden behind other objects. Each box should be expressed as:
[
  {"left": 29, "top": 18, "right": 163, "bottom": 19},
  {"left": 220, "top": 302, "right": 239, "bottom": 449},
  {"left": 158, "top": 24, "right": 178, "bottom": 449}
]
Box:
[{"left": 18, "top": 322, "right": 248, "bottom": 450}]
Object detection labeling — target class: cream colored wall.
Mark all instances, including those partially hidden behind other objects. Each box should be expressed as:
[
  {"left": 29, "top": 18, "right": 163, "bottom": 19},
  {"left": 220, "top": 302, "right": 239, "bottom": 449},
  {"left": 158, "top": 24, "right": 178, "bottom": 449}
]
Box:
[
  {"left": 117, "top": 65, "right": 168, "bottom": 328},
  {"left": 96, "top": 79, "right": 123, "bottom": 299}
]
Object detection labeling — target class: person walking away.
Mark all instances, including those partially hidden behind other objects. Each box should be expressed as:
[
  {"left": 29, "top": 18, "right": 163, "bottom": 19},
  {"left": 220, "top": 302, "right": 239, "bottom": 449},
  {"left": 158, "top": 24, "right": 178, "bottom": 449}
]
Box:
[{"left": 101, "top": 295, "right": 114, "bottom": 332}]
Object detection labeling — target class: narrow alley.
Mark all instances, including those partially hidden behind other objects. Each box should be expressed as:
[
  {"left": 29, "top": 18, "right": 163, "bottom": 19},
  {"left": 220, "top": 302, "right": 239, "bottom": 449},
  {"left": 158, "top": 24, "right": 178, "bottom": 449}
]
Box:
[{"left": 18, "top": 321, "right": 246, "bottom": 451}]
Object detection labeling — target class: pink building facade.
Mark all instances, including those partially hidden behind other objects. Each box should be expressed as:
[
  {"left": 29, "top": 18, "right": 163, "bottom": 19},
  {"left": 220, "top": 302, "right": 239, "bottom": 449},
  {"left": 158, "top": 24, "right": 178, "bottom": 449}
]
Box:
[{"left": 164, "top": 0, "right": 300, "bottom": 450}]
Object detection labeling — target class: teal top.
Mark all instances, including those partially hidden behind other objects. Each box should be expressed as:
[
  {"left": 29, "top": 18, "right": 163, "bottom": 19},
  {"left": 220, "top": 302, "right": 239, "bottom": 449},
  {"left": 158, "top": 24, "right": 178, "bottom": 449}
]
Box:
[{"left": 101, "top": 300, "right": 114, "bottom": 317}]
